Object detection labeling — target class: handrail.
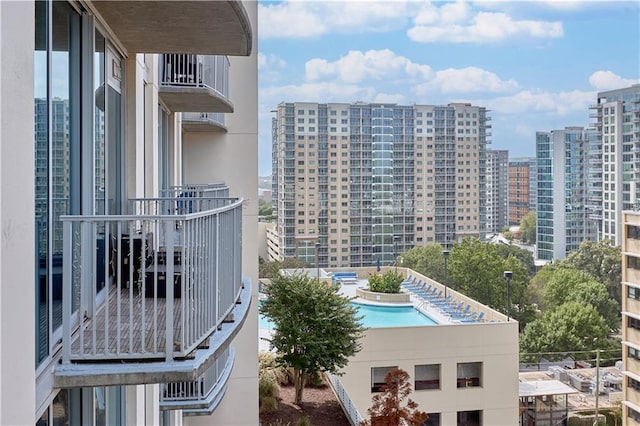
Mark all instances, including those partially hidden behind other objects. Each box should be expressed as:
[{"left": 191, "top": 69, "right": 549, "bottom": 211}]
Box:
[
  {"left": 326, "top": 373, "right": 364, "bottom": 426},
  {"left": 60, "top": 196, "right": 243, "bottom": 364}
]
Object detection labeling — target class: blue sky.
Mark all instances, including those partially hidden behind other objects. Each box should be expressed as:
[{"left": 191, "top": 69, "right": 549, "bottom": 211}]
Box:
[{"left": 257, "top": 0, "right": 640, "bottom": 175}]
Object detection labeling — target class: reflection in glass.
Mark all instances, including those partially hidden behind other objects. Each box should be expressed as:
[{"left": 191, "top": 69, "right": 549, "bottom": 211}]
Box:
[
  {"left": 34, "top": 0, "right": 49, "bottom": 365},
  {"left": 50, "top": 0, "right": 80, "bottom": 333}
]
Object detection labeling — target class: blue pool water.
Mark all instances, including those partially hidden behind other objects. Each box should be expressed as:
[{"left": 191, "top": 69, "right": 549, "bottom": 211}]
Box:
[{"left": 259, "top": 301, "right": 436, "bottom": 329}]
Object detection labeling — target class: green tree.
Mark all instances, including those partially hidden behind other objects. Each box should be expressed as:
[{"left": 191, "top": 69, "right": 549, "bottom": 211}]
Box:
[
  {"left": 520, "top": 302, "right": 609, "bottom": 362},
  {"left": 258, "top": 257, "right": 308, "bottom": 279},
  {"left": 494, "top": 244, "right": 536, "bottom": 276},
  {"left": 447, "top": 239, "right": 536, "bottom": 328},
  {"left": 528, "top": 264, "right": 557, "bottom": 310},
  {"left": 260, "top": 273, "right": 365, "bottom": 404},
  {"left": 519, "top": 211, "right": 536, "bottom": 244},
  {"left": 544, "top": 268, "right": 619, "bottom": 331},
  {"left": 361, "top": 368, "right": 429, "bottom": 426},
  {"left": 561, "top": 239, "right": 622, "bottom": 304},
  {"left": 401, "top": 243, "right": 446, "bottom": 283},
  {"left": 258, "top": 200, "right": 273, "bottom": 217}
]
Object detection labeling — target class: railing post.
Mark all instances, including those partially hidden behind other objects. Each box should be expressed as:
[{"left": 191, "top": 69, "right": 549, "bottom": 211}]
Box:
[
  {"left": 62, "top": 220, "right": 72, "bottom": 363},
  {"left": 165, "top": 220, "right": 175, "bottom": 361}
]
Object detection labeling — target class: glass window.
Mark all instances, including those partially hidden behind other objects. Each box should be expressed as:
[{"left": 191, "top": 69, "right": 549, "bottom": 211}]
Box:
[
  {"left": 457, "top": 410, "right": 482, "bottom": 426},
  {"left": 415, "top": 364, "right": 440, "bottom": 390},
  {"left": 457, "top": 362, "right": 482, "bottom": 388},
  {"left": 371, "top": 366, "right": 397, "bottom": 392}
]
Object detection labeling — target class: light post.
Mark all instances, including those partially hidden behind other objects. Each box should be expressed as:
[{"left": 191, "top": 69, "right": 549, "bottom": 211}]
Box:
[
  {"left": 393, "top": 236, "right": 400, "bottom": 272},
  {"left": 442, "top": 250, "right": 450, "bottom": 298},
  {"left": 315, "top": 242, "right": 320, "bottom": 285},
  {"left": 503, "top": 271, "right": 513, "bottom": 322}
]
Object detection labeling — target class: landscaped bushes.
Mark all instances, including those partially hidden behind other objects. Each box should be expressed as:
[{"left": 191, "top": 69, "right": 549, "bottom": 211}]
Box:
[{"left": 368, "top": 270, "right": 404, "bottom": 293}]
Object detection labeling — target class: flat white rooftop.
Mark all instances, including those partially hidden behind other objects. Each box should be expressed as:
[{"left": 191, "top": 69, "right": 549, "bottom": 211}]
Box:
[{"left": 519, "top": 379, "right": 578, "bottom": 397}]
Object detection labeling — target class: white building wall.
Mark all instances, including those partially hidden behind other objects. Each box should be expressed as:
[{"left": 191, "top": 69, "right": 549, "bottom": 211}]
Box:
[
  {"left": 183, "top": 2, "right": 259, "bottom": 424},
  {"left": 0, "top": 1, "right": 37, "bottom": 424},
  {"left": 340, "top": 322, "right": 519, "bottom": 425}
]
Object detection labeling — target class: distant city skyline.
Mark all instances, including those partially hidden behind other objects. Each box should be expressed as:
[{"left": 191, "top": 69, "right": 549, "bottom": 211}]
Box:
[{"left": 258, "top": 1, "right": 639, "bottom": 175}]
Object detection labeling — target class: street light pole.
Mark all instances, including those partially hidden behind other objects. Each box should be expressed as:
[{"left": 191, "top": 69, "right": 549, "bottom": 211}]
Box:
[
  {"left": 393, "top": 236, "right": 399, "bottom": 272},
  {"left": 315, "top": 242, "right": 320, "bottom": 285},
  {"left": 594, "top": 348, "right": 601, "bottom": 426},
  {"left": 503, "top": 271, "right": 513, "bottom": 322},
  {"left": 442, "top": 250, "right": 450, "bottom": 298}
]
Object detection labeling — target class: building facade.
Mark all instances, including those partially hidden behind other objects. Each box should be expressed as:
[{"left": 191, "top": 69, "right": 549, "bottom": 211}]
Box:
[
  {"left": 1, "top": 1, "right": 258, "bottom": 425},
  {"left": 329, "top": 267, "right": 519, "bottom": 425},
  {"left": 589, "top": 84, "right": 640, "bottom": 245},
  {"left": 536, "top": 127, "right": 597, "bottom": 261},
  {"left": 272, "top": 102, "right": 491, "bottom": 268},
  {"left": 508, "top": 157, "right": 536, "bottom": 226},
  {"left": 485, "top": 149, "right": 509, "bottom": 234},
  {"left": 622, "top": 211, "right": 640, "bottom": 424}
]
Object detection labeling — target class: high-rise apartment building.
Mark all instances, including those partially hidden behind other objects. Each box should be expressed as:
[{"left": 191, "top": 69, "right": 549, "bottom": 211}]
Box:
[
  {"left": 589, "top": 84, "right": 640, "bottom": 245},
  {"left": 508, "top": 157, "right": 536, "bottom": 226},
  {"left": 272, "top": 102, "right": 491, "bottom": 268},
  {"left": 536, "top": 127, "right": 597, "bottom": 261},
  {"left": 622, "top": 211, "right": 640, "bottom": 423},
  {"left": 485, "top": 149, "right": 509, "bottom": 234},
  {"left": 1, "top": 1, "right": 258, "bottom": 425}
]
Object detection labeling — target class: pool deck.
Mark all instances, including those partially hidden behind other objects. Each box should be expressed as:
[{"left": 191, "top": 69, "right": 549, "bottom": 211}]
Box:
[{"left": 259, "top": 278, "right": 460, "bottom": 352}]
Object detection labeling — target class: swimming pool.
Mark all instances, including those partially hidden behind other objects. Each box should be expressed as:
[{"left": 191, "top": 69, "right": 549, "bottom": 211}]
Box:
[{"left": 259, "top": 301, "right": 437, "bottom": 330}]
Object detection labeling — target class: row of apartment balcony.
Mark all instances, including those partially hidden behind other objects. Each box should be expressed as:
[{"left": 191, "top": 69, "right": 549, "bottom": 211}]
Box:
[{"left": 54, "top": 186, "right": 250, "bottom": 414}]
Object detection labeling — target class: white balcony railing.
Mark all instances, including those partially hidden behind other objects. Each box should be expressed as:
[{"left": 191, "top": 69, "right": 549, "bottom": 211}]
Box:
[
  {"left": 326, "top": 373, "right": 364, "bottom": 426},
  {"left": 160, "top": 346, "right": 235, "bottom": 414},
  {"left": 160, "top": 183, "right": 230, "bottom": 200},
  {"left": 160, "top": 54, "right": 229, "bottom": 99},
  {"left": 60, "top": 196, "right": 243, "bottom": 364}
]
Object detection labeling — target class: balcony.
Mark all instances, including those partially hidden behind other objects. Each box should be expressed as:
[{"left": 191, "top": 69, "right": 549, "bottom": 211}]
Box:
[
  {"left": 90, "top": 1, "right": 252, "bottom": 55},
  {"left": 160, "top": 347, "right": 235, "bottom": 415},
  {"left": 159, "top": 55, "right": 232, "bottom": 113},
  {"left": 183, "top": 112, "right": 227, "bottom": 133},
  {"left": 55, "top": 195, "right": 249, "bottom": 388},
  {"left": 161, "top": 183, "right": 230, "bottom": 199}
]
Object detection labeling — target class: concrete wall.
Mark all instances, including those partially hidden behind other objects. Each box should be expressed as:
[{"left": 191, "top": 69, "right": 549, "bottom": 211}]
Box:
[
  {"left": 0, "top": 1, "right": 37, "bottom": 424},
  {"left": 183, "top": 2, "right": 259, "bottom": 424},
  {"left": 340, "top": 322, "right": 519, "bottom": 425}
]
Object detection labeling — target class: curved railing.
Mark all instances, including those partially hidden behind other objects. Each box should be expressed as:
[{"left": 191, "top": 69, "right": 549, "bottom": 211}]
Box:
[
  {"left": 60, "top": 197, "right": 243, "bottom": 363},
  {"left": 160, "top": 54, "right": 229, "bottom": 99}
]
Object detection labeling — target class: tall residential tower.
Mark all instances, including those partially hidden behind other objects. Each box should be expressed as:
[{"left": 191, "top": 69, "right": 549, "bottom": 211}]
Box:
[
  {"left": 272, "top": 102, "right": 491, "bottom": 268},
  {"left": 536, "top": 127, "right": 597, "bottom": 261}
]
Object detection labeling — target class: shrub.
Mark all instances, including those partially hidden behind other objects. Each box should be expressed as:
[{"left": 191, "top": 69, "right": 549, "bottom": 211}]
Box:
[
  {"left": 368, "top": 270, "right": 403, "bottom": 293},
  {"left": 259, "top": 396, "right": 278, "bottom": 414},
  {"left": 297, "top": 416, "right": 312, "bottom": 426}
]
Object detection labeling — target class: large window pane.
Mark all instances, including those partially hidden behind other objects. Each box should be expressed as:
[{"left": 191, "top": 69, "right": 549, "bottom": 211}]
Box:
[
  {"left": 415, "top": 364, "right": 440, "bottom": 390},
  {"left": 371, "top": 366, "right": 396, "bottom": 393},
  {"left": 34, "top": 0, "right": 49, "bottom": 366}
]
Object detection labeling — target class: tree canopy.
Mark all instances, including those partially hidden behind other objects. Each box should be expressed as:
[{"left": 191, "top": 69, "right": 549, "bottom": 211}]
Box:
[
  {"left": 519, "top": 211, "right": 536, "bottom": 244},
  {"left": 400, "top": 243, "right": 447, "bottom": 284},
  {"left": 260, "top": 273, "right": 365, "bottom": 404},
  {"left": 560, "top": 239, "right": 621, "bottom": 304},
  {"left": 519, "top": 302, "right": 609, "bottom": 362},
  {"left": 258, "top": 257, "right": 308, "bottom": 279},
  {"left": 542, "top": 267, "right": 619, "bottom": 331},
  {"left": 361, "top": 368, "right": 429, "bottom": 426}
]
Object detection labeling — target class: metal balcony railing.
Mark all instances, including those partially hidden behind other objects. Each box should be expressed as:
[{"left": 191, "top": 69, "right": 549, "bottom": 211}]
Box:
[
  {"left": 160, "top": 347, "right": 235, "bottom": 414},
  {"left": 160, "top": 54, "right": 229, "bottom": 99},
  {"left": 160, "top": 183, "right": 230, "bottom": 199},
  {"left": 60, "top": 196, "right": 243, "bottom": 364},
  {"left": 182, "top": 112, "right": 226, "bottom": 131}
]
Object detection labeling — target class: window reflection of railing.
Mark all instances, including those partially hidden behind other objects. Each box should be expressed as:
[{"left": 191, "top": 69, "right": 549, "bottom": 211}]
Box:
[{"left": 60, "top": 196, "right": 243, "bottom": 364}]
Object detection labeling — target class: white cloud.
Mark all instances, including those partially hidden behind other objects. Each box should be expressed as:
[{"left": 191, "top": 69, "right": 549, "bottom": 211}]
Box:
[
  {"left": 260, "top": 82, "right": 377, "bottom": 104},
  {"left": 408, "top": 7, "right": 563, "bottom": 43},
  {"left": 481, "top": 89, "right": 594, "bottom": 115},
  {"left": 414, "top": 67, "right": 519, "bottom": 95},
  {"left": 373, "top": 93, "right": 407, "bottom": 104},
  {"left": 258, "top": 1, "right": 417, "bottom": 39},
  {"left": 588, "top": 71, "right": 639, "bottom": 91},
  {"left": 305, "top": 49, "right": 432, "bottom": 83}
]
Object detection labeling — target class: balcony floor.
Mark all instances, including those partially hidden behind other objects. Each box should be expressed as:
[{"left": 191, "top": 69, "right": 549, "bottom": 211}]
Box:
[{"left": 70, "top": 283, "right": 184, "bottom": 359}]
